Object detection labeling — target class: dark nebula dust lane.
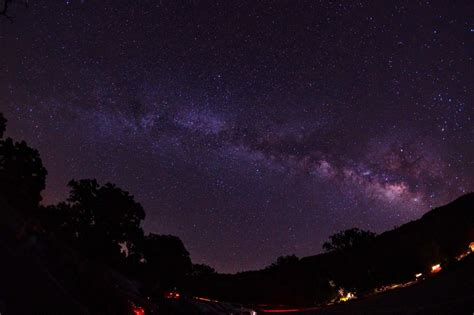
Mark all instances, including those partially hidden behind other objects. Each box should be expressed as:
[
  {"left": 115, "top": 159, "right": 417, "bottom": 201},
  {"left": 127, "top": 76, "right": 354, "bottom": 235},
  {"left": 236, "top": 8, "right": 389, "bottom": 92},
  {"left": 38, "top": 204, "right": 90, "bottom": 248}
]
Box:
[{"left": 1, "top": 1, "right": 473, "bottom": 273}]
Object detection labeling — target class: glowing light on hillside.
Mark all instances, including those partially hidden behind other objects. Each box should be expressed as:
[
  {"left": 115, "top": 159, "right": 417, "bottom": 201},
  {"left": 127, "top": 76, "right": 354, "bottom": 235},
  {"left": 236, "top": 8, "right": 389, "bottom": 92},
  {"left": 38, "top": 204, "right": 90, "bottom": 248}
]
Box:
[
  {"left": 194, "top": 296, "right": 219, "bottom": 303},
  {"left": 164, "top": 290, "right": 181, "bottom": 300},
  {"left": 415, "top": 273, "right": 422, "bottom": 278},
  {"left": 132, "top": 305, "right": 145, "bottom": 315},
  {"left": 431, "top": 264, "right": 441, "bottom": 273},
  {"left": 456, "top": 243, "right": 474, "bottom": 261},
  {"left": 338, "top": 288, "right": 356, "bottom": 302},
  {"left": 340, "top": 292, "right": 356, "bottom": 302},
  {"left": 260, "top": 307, "right": 321, "bottom": 313}
]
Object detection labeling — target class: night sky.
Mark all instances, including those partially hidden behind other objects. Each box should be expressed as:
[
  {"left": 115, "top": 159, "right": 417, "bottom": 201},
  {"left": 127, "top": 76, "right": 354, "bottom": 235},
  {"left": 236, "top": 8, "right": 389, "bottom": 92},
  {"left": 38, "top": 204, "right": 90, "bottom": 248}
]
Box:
[{"left": 1, "top": 1, "right": 473, "bottom": 273}]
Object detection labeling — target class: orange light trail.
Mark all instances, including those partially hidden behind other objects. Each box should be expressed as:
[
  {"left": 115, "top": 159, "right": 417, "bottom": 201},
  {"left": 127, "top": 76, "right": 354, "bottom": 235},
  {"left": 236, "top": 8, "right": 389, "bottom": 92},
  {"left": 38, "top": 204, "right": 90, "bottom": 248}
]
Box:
[{"left": 260, "top": 306, "right": 321, "bottom": 313}]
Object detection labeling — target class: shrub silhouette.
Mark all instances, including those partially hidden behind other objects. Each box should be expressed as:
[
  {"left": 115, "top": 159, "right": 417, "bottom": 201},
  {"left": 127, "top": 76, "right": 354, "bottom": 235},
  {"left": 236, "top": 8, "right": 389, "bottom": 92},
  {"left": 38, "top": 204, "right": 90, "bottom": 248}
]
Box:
[
  {"left": 139, "top": 233, "right": 192, "bottom": 291},
  {"left": 43, "top": 179, "right": 145, "bottom": 263},
  {"left": 0, "top": 114, "right": 47, "bottom": 209},
  {"left": 192, "top": 263, "right": 217, "bottom": 276},
  {"left": 0, "top": 113, "right": 6, "bottom": 138},
  {"left": 323, "top": 228, "right": 376, "bottom": 252}
]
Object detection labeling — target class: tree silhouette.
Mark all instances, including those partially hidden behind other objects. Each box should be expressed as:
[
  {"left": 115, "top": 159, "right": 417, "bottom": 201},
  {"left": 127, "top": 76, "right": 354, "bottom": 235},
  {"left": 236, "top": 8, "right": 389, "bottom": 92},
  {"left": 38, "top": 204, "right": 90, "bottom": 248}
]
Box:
[
  {"left": 0, "top": 113, "right": 6, "bottom": 138},
  {"left": 323, "top": 228, "right": 376, "bottom": 252},
  {"left": 0, "top": 0, "right": 13, "bottom": 16},
  {"left": 266, "top": 254, "right": 299, "bottom": 270},
  {"left": 0, "top": 0, "right": 29, "bottom": 20},
  {"left": 141, "top": 233, "right": 192, "bottom": 290},
  {"left": 0, "top": 114, "right": 47, "bottom": 209},
  {"left": 44, "top": 179, "right": 146, "bottom": 262},
  {"left": 0, "top": 104, "right": 203, "bottom": 299},
  {"left": 191, "top": 263, "right": 216, "bottom": 276}
]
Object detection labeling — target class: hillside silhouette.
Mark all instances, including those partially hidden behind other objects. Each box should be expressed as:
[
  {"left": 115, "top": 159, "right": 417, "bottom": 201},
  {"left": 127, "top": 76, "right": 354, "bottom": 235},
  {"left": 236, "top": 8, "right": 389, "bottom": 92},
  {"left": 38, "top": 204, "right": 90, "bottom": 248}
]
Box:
[{"left": 184, "top": 194, "right": 474, "bottom": 307}]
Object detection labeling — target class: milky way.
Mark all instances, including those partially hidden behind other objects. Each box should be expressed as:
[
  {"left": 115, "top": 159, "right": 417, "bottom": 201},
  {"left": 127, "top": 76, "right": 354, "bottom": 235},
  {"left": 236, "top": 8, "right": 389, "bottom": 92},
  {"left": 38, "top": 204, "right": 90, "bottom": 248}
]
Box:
[{"left": 1, "top": 1, "right": 473, "bottom": 272}]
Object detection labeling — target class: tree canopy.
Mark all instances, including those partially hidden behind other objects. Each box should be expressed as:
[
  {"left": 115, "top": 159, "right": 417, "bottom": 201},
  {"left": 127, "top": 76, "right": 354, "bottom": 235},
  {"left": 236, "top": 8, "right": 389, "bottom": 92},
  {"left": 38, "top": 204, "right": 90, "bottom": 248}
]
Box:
[
  {"left": 44, "top": 179, "right": 145, "bottom": 260},
  {"left": 140, "top": 233, "right": 192, "bottom": 290},
  {"left": 191, "top": 263, "right": 217, "bottom": 276},
  {"left": 266, "top": 254, "right": 299, "bottom": 270},
  {"left": 0, "top": 113, "right": 6, "bottom": 138},
  {"left": 0, "top": 111, "right": 202, "bottom": 296},
  {"left": 0, "top": 114, "right": 47, "bottom": 209},
  {"left": 323, "top": 228, "right": 376, "bottom": 252}
]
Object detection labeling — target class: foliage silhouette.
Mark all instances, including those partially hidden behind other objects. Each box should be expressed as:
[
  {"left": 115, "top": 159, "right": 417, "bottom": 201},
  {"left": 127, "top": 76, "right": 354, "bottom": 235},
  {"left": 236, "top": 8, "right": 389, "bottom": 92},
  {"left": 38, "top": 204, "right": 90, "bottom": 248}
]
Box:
[
  {"left": 192, "top": 263, "right": 217, "bottom": 276},
  {"left": 266, "top": 254, "right": 299, "bottom": 270},
  {"left": 0, "top": 113, "right": 6, "bottom": 138},
  {"left": 0, "top": 0, "right": 13, "bottom": 16},
  {"left": 43, "top": 179, "right": 145, "bottom": 262},
  {"left": 139, "top": 233, "right": 192, "bottom": 291},
  {"left": 0, "top": 115, "right": 47, "bottom": 209},
  {"left": 323, "top": 228, "right": 376, "bottom": 252},
  {"left": 40, "top": 176, "right": 194, "bottom": 292}
]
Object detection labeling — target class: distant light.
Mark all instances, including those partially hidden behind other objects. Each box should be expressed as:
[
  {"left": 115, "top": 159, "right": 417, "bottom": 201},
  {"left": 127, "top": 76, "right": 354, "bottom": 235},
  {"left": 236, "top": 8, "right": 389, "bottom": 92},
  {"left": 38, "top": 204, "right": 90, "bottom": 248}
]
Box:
[
  {"left": 339, "top": 289, "right": 356, "bottom": 302},
  {"left": 415, "top": 273, "right": 422, "bottom": 278},
  {"left": 132, "top": 305, "right": 145, "bottom": 315},
  {"left": 340, "top": 292, "right": 356, "bottom": 302},
  {"left": 260, "top": 307, "right": 319, "bottom": 313},
  {"left": 469, "top": 242, "right": 474, "bottom": 252},
  {"left": 164, "top": 290, "right": 181, "bottom": 300},
  {"left": 431, "top": 264, "right": 441, "bottom": 273},
  {"left": 194, "top": 296, "right": 219, "bottom": 303}
]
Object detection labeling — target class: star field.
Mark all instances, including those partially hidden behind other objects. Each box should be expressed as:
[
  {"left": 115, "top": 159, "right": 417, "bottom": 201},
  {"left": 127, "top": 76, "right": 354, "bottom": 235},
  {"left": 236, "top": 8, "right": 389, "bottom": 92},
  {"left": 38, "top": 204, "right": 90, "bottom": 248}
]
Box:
[{"left": 0, "top": 0, "right": 473, "bottom": 272}]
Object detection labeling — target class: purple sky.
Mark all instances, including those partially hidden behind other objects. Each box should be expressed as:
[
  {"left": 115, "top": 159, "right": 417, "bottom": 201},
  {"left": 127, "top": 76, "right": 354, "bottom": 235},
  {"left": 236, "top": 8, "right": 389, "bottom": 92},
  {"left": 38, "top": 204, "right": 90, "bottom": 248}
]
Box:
[{"left": 1, "top": 1, "right": 473, "bottom": 273}]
